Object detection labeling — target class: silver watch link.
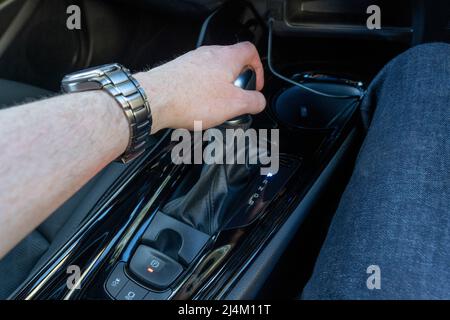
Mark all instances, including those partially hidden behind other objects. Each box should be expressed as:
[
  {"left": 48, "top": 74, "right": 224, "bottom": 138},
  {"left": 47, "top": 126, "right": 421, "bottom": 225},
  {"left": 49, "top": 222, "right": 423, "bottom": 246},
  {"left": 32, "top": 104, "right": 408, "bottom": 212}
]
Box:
[{"left": 61, "top": 63, "right": 153, "bottom": 163}]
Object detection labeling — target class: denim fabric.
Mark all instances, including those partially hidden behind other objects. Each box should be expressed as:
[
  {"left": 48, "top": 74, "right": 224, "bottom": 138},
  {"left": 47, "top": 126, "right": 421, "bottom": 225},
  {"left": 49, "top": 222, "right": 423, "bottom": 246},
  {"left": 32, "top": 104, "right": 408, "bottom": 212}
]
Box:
[{"left": 302, "top": 43, "right": 450, "bottom": 299}]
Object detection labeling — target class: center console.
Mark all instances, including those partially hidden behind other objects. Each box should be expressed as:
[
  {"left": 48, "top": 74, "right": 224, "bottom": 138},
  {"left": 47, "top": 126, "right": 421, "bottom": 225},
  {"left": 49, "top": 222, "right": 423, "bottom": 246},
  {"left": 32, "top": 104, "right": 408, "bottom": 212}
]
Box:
[{"left": 11, "top": 1, "right": 366, "bottom": 300}]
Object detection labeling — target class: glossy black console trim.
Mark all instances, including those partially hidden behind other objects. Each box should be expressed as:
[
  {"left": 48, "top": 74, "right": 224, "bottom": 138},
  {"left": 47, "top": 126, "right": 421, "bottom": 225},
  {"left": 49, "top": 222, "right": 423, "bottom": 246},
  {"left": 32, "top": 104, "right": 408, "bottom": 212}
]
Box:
[
  {"left": 223, "top": 128, "right": 359, "bottom": 299},
  {"left": 190, "top": 115, "right": 360, "bottom": 300},
  {"left": 11, "top": 130, "right": 173, "bottom": 299}
]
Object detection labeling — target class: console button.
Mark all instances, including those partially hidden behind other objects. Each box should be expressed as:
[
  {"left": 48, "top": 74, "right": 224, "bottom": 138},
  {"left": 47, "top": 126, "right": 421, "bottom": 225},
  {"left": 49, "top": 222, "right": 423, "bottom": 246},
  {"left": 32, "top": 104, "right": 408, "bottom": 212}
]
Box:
[
  {"left": 116, "top": 281, "right": 148, "bottom": 300},
  {"left": 130, "top": 245, "right": 183, "bottom": 289},
  {"left": 105, "top": 263, "right": 128, "bottom": 298}
]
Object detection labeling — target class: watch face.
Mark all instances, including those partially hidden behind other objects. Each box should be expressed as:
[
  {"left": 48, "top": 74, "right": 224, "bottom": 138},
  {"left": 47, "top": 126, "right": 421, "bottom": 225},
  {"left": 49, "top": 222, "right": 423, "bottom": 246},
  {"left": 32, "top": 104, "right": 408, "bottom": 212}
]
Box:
[{"left": 61, "top": 63, "right": 121, "bottom": 92}]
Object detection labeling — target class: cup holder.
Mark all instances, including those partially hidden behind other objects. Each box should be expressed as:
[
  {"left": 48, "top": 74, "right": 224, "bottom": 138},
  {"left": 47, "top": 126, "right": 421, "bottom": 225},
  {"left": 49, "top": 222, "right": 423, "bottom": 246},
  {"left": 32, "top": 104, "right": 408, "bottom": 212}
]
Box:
[{"left": 272, "top": 81, "right": 363, "bottom": 129}]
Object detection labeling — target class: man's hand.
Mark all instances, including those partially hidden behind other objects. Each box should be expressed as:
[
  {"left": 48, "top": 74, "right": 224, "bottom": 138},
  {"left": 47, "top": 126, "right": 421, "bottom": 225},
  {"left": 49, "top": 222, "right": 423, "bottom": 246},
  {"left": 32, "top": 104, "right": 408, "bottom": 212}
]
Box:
[{"left": 134, "top": 42, "right": 266, "bottom": 133}]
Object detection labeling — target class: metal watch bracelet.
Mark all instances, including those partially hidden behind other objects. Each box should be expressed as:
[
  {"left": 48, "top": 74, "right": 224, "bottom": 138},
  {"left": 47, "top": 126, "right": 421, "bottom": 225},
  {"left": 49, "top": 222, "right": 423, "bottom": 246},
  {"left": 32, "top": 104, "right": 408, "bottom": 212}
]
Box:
[{"left": 62, "top": 64, "right": 153, "bottom": 163}]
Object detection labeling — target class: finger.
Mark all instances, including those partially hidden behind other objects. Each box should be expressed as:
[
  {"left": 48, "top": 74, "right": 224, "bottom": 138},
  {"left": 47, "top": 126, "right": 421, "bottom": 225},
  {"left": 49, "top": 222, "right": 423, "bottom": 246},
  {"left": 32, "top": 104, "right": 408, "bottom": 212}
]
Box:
[
  {"left": 226, "top": 87, "right": 266, "bottom": 117},
  {"left": 228, "top": 42, "right": 265, "bottom": 91}
]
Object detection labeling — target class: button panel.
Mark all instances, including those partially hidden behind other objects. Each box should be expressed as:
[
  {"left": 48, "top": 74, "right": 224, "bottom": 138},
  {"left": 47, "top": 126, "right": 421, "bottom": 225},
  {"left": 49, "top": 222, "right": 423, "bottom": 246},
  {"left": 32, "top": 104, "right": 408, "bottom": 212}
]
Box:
[
  {"left": 129, "top": 245, "right": 183, "bottom": 289},
  {"left": 105, "top": 262, "right": 174, "bottom": 300}
]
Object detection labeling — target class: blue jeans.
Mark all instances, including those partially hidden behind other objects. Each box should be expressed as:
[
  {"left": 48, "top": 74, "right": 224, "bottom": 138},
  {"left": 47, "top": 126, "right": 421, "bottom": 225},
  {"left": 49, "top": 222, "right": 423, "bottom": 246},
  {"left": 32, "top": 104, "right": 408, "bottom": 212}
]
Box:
[{"left": 302, "top": 43, "right": 450, "bottom": 299}]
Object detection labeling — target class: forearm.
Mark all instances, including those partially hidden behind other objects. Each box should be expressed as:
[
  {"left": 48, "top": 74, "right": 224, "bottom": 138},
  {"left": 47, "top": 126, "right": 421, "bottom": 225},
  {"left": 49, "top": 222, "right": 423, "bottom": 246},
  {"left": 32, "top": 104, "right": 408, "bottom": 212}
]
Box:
[
  {"left": 0, "top": 90, "right": 129, "bottom": 258},
  {"left": 0, "top": 42, "right": 265, "bottom": 259}
]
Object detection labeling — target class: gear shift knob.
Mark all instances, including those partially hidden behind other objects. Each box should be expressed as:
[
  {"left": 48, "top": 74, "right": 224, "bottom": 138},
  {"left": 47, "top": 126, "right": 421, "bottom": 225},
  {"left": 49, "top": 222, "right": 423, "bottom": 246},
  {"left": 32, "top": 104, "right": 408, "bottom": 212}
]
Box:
[
  {"left": 223, "top": 68, "right": 256, "bottom": 128},
  {"left": 233, "top": 68, "right": 256, "bottom": 90}
]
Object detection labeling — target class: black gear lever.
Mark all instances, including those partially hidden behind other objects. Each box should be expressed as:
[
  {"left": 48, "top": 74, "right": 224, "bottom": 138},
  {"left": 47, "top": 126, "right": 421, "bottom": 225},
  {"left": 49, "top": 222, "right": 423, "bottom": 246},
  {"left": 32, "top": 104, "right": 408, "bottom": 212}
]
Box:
[
  {"left": 222, "top": 68, "right": 256, "bottom": 129},
  {"left": 234, "top": 68, "right": 256, "bottom": 90},
  {"left": 162, "top": 69, "right": 260, "bottom": 235}
]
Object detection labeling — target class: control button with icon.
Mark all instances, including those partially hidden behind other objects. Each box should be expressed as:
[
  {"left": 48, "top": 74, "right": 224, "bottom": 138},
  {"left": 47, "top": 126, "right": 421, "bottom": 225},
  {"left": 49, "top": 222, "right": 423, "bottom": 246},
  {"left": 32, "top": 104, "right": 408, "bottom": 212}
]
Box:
[
  {"left": 129, "top": 245, "right": 183, "bottom": 289},
  {"left": 116, "top": 281, "right": 147, "bottom": 301}
]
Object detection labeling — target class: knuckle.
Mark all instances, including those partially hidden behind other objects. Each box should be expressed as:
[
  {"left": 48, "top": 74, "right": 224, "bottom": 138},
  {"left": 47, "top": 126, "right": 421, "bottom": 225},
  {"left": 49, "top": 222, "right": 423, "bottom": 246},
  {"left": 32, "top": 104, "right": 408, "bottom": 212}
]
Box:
[
  {"left": 233, "top": 41, "right": 256, "bottom": 54},
  {"left": 240, "top": 41, "right": 255, "bottom": 50},
  {"left": 197, "top": 46, "right": 216, "bottom": 57}
]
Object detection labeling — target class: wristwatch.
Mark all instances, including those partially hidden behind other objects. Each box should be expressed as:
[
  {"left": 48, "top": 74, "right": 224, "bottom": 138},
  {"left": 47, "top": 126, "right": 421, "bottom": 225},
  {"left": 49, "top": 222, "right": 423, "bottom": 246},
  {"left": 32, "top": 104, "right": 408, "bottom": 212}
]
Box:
[{"left": 61, "top": 63, "right": 153, "bottom": 163}]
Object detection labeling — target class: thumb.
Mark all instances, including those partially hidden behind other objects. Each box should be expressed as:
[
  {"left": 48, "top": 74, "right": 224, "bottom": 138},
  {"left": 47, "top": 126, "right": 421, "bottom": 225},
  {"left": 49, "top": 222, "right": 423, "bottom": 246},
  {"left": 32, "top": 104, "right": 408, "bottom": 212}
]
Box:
[{"left": 238, "top": 90, "right": 266, "bottom": 115}]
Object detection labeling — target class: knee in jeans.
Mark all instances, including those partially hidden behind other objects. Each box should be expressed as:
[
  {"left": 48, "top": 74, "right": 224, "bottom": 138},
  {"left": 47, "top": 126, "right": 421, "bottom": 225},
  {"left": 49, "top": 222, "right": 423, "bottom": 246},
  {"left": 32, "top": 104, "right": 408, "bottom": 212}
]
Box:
[
  {"left": 404, "top": 42, "right": 450, "bottom": 57},
  {"left": 388, "top": 42, "right": 450, "bottom": 78}
]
